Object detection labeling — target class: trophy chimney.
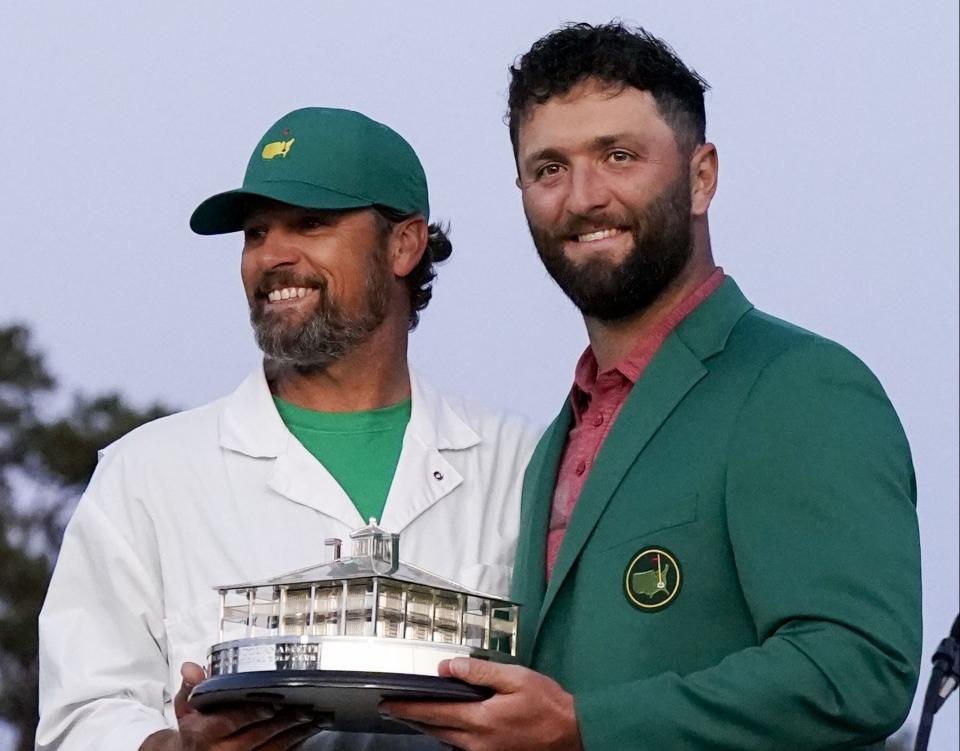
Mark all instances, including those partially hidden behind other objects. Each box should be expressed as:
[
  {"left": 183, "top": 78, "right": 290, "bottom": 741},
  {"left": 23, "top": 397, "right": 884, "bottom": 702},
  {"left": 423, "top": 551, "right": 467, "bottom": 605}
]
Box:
[{"left": 324, "top": 538, "right": 342, "bottom": 561}]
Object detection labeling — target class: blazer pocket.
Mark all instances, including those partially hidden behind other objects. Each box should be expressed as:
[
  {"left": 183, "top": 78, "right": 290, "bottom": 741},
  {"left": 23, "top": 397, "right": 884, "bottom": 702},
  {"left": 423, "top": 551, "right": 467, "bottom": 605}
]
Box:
[{"left": 592, "top": 492, "right": 699, "bottom": 553}]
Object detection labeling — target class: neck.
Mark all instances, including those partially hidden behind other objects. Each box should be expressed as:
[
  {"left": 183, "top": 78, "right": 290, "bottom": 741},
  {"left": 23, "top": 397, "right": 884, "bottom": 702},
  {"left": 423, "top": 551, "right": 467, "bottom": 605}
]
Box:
[
  {"left": 270, "top": 314, "right": 411, "bottom": 412},
  {"left": 584, "top": 251, "right": 717, "bottom": 372}
]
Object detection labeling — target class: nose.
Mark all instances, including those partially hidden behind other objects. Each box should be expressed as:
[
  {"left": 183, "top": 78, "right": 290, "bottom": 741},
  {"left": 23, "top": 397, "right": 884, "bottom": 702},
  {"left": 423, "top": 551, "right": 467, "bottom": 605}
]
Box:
[
  {"left": 565, "top": 163, "right": 612, "bottom": 217},
  {"left": 241, "top": 224, "right": 303, "bottom": 299},
  {"left": 249, "top": 226, "right": 301, "bottom": 270}
]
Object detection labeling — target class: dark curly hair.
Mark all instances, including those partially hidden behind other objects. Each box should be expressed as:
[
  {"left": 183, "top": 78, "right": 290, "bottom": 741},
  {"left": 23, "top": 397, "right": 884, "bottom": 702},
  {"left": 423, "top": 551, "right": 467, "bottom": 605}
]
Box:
[
  {"left": 508, "top": 22, "right": 710, "bottom": 157},
  {"left": 374, "top": 206, "right": 452, "bottom": 331}
]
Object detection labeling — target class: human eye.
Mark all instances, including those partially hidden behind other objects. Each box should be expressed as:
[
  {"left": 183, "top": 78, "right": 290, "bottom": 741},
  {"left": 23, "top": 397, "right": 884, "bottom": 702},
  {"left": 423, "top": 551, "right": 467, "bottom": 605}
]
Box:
[
  {"left": 242, "top": 224, "right": 266, "bottom": 243},
  {"left": 607, "top": 149, "right": 635, "bottom": 164},
  {"left": 299, "top": 213, "right": 334, "bottom": 231},
  {"left": 535, "top": 163, "right": 564, "bottom": 181}
]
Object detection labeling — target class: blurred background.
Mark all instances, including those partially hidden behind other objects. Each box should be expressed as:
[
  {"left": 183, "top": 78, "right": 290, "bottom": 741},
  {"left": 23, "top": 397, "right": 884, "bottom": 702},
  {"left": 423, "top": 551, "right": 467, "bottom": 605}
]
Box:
[{"left": 1, "top": 2, "right": 957, "bottom": 749}]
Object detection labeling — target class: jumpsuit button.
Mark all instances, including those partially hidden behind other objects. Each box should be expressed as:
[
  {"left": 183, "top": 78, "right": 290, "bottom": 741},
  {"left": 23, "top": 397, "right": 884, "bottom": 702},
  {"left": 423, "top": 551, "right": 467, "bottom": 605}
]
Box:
[{"left": 575, "top": 461, "right": 587, "bottom": 476}]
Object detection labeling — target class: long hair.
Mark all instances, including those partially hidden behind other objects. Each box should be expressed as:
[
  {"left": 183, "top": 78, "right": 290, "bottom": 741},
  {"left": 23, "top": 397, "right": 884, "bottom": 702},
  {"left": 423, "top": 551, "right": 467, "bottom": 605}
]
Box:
[{"left": 374, "top": 206, "right": 452, "bottom": 330}]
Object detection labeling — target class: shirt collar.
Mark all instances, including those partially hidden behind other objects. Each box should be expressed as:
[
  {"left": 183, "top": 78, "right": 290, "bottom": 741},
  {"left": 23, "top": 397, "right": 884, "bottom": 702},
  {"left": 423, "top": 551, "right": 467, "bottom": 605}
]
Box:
[
  {"left": 570, "top": 267, "right": 726, "bottom": 413},
  {"left": 219, "top": 364, "right": 480, "bottom": 458}
]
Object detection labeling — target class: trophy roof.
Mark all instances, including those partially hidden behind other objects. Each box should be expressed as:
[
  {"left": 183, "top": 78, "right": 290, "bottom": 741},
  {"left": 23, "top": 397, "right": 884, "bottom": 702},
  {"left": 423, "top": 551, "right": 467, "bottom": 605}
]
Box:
[
  {"left": 214, "top": 556, "right": 516, "bottom": 605},
  {"left": 212, "top": 517, "right": 517, "bottom": 605}
]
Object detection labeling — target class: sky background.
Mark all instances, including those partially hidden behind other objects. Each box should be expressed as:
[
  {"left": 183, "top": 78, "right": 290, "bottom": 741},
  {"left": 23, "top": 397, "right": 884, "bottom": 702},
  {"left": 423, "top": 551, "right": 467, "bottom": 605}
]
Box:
[{"left": 1, "top": 1, "right": 957, "bottom": 747}]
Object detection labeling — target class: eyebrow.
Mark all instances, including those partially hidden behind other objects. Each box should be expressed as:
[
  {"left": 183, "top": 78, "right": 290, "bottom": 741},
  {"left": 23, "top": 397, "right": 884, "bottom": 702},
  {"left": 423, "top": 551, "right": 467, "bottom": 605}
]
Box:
[
  {"left": 523, "top": 133, "right": 643, "bottom": 169},
  {"left": 523, "top": 147, "right": 566, "bottom": 169},
  {"left": 592, "top": 134, "right": 629, "bottom": 149}
]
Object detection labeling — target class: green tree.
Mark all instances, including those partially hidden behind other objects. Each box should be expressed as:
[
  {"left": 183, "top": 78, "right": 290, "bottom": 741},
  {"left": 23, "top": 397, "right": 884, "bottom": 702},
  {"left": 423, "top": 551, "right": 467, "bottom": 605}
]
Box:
[{"left": 0, "top": 324, "right": 173, "bottom": 751}]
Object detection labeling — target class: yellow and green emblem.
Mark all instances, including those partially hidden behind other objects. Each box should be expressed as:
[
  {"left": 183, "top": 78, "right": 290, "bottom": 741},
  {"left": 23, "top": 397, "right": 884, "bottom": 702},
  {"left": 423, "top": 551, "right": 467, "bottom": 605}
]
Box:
[
  {"left": 261, "top": 138, "right": 296, "bottom": 160},
  {"left": 624, "top": 547, "right": 681, "bottom": 611}
]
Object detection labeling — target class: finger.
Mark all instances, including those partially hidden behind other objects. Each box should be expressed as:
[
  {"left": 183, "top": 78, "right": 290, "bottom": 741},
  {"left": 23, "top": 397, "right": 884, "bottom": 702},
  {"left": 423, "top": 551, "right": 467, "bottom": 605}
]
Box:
[
  {"left": 380, "top": 699, "right": 478, "bottom": 731},
  {"left": 182, "top": 703, "right": 278, "bottom": 739},
  {"left": 439, "top": 657, "right": 527, "bottom": 693},
  {"left": 174, "top": 662, "right": 207, "bottom": 719},
  {"left": 200, "top": 712, "right": 316, "bottom": 751},
  {"left": 250, "top": 719, "right": 325, "bottom": 750},
  {"left": 380, "top": 707, "right": 470, "bottom": 747},
  {"left": 188, "top": 711, "right": 321, "bottom": 751},
  {"left": 181, "top": 661, "right": 206, "bottom": 684}
]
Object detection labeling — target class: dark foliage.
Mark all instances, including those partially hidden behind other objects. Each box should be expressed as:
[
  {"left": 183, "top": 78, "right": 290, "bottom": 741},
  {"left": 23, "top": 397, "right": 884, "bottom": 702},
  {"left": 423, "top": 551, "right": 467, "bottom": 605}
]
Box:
[{"left": 0, "top": 323, "right": 174, "bottom": 751}]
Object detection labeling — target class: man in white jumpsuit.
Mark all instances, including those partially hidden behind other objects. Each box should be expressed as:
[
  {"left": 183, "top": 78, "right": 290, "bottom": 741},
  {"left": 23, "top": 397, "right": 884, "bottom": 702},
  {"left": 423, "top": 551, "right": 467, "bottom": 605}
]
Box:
[{"left": 36, "top": 107, "right": 537, "bottom": 750}]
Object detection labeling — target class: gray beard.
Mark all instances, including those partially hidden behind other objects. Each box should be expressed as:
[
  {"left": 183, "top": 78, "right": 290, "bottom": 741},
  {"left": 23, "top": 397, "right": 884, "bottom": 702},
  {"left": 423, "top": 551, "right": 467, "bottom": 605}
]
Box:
[{"left": 250, "top": 258, "right": 391, "bottom": 373}]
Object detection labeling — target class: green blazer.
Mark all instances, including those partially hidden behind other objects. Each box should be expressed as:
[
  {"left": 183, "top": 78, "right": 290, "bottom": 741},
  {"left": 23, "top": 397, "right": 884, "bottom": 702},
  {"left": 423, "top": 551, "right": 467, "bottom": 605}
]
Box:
[{"left": 512, "top": 278, "right": 921, "bottom": 750}]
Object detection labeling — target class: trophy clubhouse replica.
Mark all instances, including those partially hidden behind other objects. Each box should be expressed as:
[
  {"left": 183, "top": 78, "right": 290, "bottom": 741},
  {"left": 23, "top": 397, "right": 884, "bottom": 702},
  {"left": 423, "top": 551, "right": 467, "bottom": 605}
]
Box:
[{"left": 189, "top": 519, "right": 519, "bottom": 733}]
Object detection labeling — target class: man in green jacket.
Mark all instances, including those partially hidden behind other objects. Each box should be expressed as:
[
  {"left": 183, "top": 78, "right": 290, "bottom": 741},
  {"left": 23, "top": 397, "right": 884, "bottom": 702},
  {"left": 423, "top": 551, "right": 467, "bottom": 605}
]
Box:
[{"left": 384, "top": 22, "right": 921, "bottom": 749}]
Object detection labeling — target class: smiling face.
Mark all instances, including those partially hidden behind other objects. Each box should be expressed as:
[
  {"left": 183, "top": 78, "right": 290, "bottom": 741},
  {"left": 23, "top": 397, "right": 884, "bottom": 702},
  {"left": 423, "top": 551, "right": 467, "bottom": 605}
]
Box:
[
  {"left": 239, "top": 200, "right": 392, "bottom": 370},
  {"left": 516, "top": 80, "right": 696, "bottom": 321}
]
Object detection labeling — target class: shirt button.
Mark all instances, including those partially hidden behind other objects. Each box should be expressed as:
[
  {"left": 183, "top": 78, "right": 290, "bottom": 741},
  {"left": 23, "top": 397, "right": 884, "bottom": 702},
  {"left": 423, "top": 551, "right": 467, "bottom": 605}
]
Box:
[
  {"left": 575, "top": 461, "right": 587, "bottom": 476},
  {"left": 592, "top": 414, "right": 604, "bottom": 427}
]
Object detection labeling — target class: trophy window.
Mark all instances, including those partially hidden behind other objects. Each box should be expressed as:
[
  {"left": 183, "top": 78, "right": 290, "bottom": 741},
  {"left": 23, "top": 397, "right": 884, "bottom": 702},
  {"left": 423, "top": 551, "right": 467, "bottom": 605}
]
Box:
[{"left": 217, "top": 580, "right": 517, "bottom": 657}]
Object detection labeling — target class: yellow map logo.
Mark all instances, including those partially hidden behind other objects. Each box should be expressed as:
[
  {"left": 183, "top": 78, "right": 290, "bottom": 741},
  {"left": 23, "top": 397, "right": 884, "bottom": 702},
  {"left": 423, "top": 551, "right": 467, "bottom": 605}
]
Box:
[{"left": 261, "top": 138, "right": 295, "bottom": 160}]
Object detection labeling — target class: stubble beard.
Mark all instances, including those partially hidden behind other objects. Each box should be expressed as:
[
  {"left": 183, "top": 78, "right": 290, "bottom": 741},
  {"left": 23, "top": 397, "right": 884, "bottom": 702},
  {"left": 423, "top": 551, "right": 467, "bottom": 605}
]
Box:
[
  {"left": 249, "top": 247, "right": 392, "bottom": 373},
  {"left": 528, "top": 174, "right": 694, "bottom": 322}
]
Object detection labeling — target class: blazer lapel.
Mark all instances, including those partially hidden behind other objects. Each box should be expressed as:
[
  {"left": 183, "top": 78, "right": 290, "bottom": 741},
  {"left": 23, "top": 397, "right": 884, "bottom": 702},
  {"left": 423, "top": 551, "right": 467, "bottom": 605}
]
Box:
[
  {"left": 529, "top": 276, "right": 755, "bottom": 654},
  {"left": 513, "top": 406, "right": 572, "bottom": 663},
  {"left": 532, "top": 335, "right": 707, "bottom": 650}
]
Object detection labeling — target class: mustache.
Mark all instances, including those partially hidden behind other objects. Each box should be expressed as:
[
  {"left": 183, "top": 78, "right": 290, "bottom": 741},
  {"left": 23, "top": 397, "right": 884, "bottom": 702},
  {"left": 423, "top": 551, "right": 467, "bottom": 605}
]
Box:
[
  {"left": 253, "top": 269, "right": 326, "bottom": 299},
  {"left": 548, "top": 212, "right": 633, "bottom": 239}
]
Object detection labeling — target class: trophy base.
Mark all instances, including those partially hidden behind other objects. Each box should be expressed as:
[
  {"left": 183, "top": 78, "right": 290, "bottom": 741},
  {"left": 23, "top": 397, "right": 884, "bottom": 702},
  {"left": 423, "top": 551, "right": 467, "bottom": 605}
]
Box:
[{"left": 188, "top": 669, "right": 492, "bottom": 734}]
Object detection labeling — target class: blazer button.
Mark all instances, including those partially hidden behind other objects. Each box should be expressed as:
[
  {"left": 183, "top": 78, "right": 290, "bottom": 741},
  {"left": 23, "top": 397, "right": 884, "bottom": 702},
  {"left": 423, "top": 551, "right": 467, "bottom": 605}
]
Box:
[
  {"left": 432, "top": 470, "right": 444, "bottom": 481},
  {"left": 575, "top": 461, "right": 586, "bottom": 476}
]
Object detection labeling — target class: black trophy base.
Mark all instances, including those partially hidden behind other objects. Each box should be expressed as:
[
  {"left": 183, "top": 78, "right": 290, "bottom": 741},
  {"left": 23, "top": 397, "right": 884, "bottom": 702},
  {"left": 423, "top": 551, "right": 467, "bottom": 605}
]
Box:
[{"left": 188, "top": 670, "right": 492, "bottom": 734}]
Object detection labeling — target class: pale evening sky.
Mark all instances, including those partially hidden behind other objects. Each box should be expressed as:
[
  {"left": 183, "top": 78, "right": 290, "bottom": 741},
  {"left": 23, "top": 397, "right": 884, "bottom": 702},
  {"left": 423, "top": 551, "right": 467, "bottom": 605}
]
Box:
[{"left": 1, "top": 2, "right": 957, "bottom": 746}]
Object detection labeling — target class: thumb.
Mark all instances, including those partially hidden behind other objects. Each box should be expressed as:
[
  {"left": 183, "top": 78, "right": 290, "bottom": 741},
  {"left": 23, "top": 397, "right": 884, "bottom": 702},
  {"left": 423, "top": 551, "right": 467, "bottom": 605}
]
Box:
[
  {"left": 174, "top": 662, "right": 206, "bottom": 720},
  {"left": 438, "top": 657, "right": 524, "bottom": 692}
]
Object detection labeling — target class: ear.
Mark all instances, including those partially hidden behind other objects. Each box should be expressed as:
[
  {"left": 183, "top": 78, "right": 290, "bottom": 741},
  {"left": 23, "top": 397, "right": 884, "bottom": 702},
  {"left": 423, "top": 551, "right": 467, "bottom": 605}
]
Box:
[
  {"left": 689, "top": 142, "right": 718, "bottom": 217},
  {"left": 388, "top": 216, "right": 429, "bottom": 278}
]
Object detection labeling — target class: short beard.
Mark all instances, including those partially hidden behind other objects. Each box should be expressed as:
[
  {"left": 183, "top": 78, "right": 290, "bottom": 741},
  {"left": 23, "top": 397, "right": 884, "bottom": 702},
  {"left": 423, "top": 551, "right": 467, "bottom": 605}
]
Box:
[
  {"left": 249, "top": 248, "right": 391, "bottom": 373},
  {"left": 528, "top": 174, "right": 693, "bottom": 321}
]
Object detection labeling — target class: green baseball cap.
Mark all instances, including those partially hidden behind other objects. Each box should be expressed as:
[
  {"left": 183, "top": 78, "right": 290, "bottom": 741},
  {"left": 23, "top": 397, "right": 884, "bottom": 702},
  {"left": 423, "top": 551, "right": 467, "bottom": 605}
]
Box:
[{"left": 190, "top": 107, "right": 429, "bottom": 234}]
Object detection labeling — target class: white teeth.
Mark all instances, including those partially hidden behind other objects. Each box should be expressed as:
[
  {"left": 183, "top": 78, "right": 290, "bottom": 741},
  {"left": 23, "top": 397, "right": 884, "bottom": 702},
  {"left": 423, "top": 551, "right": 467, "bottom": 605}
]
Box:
[
  {"left": 267, "top": 287, "right": 311, "bottom": 303},
  {"left": 577, "top": 228, "right": 621, "bottom": 243}
]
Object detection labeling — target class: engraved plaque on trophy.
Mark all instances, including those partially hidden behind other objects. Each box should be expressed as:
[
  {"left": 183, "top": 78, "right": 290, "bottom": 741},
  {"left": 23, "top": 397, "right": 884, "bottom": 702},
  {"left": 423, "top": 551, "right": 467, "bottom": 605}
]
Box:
[{"left": 189, "top": 519, "right": 519, "bottom": 733}]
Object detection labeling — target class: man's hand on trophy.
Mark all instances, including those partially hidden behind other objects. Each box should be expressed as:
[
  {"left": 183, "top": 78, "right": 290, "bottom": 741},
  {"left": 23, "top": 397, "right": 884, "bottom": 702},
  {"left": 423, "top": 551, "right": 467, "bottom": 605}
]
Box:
[
  {"left": 380, "top": 657, "right": 584, "bottom": 751},
  {"left": 138, "top": 662, "right": 322, "bottom": 751}
]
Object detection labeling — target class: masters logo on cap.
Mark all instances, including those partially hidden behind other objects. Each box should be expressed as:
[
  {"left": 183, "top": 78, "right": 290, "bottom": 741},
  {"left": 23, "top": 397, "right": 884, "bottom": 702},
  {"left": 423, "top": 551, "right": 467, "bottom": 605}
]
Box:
[
  {"left": 260, "top": 138, "right": 295, "bottom": 160},
  {"left": 190, "top": 107, "right": 429, "bottom": 235}
]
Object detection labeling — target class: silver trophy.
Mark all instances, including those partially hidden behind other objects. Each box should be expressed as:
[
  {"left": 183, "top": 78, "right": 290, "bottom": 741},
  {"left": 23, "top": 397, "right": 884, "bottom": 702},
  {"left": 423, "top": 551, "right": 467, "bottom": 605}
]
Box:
[{"left": 189, "top": 519, "right": 519, "bottom": 733}]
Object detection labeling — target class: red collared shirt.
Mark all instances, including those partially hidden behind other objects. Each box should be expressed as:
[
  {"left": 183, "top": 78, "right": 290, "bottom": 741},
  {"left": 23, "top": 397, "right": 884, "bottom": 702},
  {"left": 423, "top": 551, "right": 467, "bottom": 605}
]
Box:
[{"left": 546, "top": 268, "right": 726, "bottom": 581}]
